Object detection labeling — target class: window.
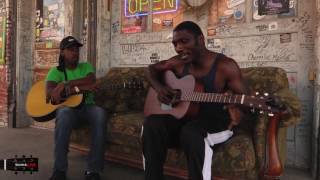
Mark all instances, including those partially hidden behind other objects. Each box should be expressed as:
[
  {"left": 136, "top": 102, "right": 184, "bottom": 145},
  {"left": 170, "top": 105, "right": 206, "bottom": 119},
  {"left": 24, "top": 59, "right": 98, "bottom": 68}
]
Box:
[{"left": 36, "top": 0, "right": 65, "bottom": 42}]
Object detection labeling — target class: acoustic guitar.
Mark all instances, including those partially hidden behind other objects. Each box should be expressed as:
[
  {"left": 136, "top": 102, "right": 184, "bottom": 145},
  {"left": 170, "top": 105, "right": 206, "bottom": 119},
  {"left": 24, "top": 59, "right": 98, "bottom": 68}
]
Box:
[
  {"left": 144, "top": 70, "right": 281, "bottom": 119},
  {"left": 26, "top": 79, "right": 143, "bottom": 122}
]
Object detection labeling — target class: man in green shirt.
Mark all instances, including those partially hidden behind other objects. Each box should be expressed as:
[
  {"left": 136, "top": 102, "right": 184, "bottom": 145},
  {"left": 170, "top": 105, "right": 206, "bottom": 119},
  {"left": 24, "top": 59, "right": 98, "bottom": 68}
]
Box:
[{"left": 46, "top": 36, "right": 106, "bottom": 180}]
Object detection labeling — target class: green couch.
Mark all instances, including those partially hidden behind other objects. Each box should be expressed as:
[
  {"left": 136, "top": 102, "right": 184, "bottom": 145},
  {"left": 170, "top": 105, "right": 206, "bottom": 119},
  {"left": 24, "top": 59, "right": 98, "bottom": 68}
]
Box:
[{"left": 70, "top": 67, "right": 301, "bottom": 180}]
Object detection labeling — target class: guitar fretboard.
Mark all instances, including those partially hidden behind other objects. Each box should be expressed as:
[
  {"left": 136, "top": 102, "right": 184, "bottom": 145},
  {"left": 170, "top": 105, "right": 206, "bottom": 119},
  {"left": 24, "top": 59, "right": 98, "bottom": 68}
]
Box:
[{"left": 181, "top": 92, "right": 245, "bottom": 104}]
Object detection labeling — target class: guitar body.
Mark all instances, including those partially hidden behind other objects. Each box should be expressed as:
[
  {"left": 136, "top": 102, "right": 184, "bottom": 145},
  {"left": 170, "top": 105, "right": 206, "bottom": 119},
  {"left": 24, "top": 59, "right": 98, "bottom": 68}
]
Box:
[
  {"left": 144, "top": 70, "right": 280, "bottom": 119},
  {"left": 26, "top": 80, "right": 83, "bottom": 122},
  {"left": 144, "top": 71, "right": 202, "bottom": 119}
]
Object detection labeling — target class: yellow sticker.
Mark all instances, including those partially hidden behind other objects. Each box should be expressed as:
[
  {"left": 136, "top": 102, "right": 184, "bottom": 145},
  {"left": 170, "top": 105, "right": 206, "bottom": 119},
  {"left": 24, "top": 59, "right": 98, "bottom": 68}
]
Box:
[{"left": 46, "top": 41, "right": 53, "bottom": 49}]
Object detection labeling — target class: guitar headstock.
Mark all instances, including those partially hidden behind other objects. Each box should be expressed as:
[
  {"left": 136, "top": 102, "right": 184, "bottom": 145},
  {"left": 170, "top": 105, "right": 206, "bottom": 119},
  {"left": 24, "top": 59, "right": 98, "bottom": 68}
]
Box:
[
  {"left": 244, "top": 92, "right": 286, "bottom": 116},
  {"left": 2, "top": 155, "right": 38, "bottom": 174}
]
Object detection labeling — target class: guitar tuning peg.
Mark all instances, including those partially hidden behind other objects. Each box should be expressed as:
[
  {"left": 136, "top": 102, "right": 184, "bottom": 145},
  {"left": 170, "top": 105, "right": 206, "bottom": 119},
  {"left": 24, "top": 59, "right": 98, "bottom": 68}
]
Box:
[
  {"left": 259, "top": 110, "right": 264, "bottom": 114},
  {"left": 30, "top": 155, "right": 33, "bottom": 158},
  {"left": 268, "top": 113, "right": 274, "bottom": 117},
  {"left": 264, "top": 92, "right": 269, "bottom": 96},
  {"left": 14, "top": 171, "right": 18, "bottom": 175},
  {"left": 251, "top": 108, "right": 255, "bottom": 113},
  {"left": 30, "top": 171, "right": 33, "bottom": 174},
  {"left": 255, "top": 92, "right": 260, "bottom": 95},
  {"left": 22, "top": 155, "right": 26, "bottom": 158}
]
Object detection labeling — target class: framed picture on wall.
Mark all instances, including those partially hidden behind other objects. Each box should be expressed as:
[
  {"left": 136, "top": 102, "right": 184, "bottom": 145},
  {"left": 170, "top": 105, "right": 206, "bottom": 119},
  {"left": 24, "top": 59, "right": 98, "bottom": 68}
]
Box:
[{"left": 258, "top": 0, "right": 290, "bottom": 15}]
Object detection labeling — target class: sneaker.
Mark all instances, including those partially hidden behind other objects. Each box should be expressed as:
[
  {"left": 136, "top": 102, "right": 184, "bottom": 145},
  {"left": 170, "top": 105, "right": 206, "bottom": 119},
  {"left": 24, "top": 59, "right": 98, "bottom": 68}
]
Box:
[
  {"left": 85, "top": 171, "right": 101, "bottom": 180},
  {"left": 49, "top": 170, "right": 66, "bottom": 180}
]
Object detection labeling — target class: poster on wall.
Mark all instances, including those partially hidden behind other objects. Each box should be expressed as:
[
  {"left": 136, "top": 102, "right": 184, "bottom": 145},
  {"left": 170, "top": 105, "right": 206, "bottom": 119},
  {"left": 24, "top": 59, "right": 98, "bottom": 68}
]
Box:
[
  {"left": 253, "top": 0, "right": 295, "bottom": 21},
  {"left": 38, "top": 0, "right": 65, "bottom": 41},
  {"left": 258, "top": 0, "right": 289, "bottom": 15},
  {"left": 0, "top": 0, "right": 5, "bottom": 65},
  {"left": 0, "top": 15, "right": 5, "bottom": 65}
]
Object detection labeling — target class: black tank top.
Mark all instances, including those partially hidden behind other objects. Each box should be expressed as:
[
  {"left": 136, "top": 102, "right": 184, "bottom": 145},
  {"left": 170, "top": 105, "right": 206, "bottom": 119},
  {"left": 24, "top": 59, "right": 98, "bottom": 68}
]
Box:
[{"left": 182, "top": 53, "right": 230, "bottom": 133}]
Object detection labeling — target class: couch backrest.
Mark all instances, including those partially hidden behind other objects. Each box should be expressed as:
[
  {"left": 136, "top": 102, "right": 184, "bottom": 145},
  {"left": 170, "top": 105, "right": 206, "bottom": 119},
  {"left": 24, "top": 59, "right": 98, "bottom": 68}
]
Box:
[{"left": 95, "top": 67, "right": 289, "bottom": 114}]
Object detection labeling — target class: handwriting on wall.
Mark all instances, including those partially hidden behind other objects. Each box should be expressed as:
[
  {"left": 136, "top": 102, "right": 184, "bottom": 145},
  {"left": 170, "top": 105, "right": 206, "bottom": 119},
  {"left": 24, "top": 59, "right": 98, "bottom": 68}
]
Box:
[
  {"left": 120, "top": 42, "right": 176, "bottom": 65},
  {"left": 208, "top": 33, "right": 297, "bottom": 63}
]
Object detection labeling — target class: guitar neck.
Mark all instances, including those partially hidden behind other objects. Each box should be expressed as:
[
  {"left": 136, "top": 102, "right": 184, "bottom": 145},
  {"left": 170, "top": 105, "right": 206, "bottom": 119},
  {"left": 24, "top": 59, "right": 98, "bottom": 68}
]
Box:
[{"left": 181, "top": 92, "right": 245, "bottom": 105}]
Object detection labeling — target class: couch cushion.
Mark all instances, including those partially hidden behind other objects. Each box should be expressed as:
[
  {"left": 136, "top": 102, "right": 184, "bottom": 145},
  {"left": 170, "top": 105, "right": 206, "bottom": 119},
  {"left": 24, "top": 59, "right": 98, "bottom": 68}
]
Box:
[
  {"left": 212, "top": 133, "right": 256, "bottom": 174},
  {"left": 107, "top": 112, "right": 257, "bottom": 173}
]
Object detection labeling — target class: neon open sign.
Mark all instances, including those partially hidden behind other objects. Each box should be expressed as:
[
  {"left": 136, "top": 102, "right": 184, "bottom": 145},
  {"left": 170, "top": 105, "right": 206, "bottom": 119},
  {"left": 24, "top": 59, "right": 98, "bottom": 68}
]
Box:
[{"left": 125, "top": 0, "right": 179, "bottom": 17}]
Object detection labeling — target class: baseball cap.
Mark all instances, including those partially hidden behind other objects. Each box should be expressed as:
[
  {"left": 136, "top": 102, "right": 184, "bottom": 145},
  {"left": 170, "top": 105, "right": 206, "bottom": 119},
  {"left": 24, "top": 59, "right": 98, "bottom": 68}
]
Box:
[{"left": 59, "top": 36, "right": 83, "bottom": 49}]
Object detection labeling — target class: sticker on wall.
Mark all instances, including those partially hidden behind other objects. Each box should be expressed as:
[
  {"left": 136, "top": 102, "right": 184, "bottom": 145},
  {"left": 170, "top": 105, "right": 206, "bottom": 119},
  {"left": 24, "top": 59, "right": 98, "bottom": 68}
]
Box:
[
  {"left": 112, "top": 21, "right": 120, "bottom": 33},
  {"left": 280, "top": 33, "right": 292, "bottom": 43},
  {"left": 162, "top": 19, "right": 173, "bottom": 28},
  {"left": 150, "top": 53, "right": 160, "bottom": 63},
  {"left": 207, "top": 39, "right": 222, "bottom": 49},
  {"left": 224, "top": 9, "right": 234, "bottom": 16},
  {"left": 233, "top": 9, "right": 244, "bottom": 21},
  {"left": 207, "top": 27, "right": 216, "bottom": 36},
  {"left": 45, "top": 41, "right": 53, "bottom": 48},
  {"left": 207, "top": 39, "right": 215, "bottom": 48},
  {"left": 227, "top": 0, "right": 245, "bottom": 8},
  {"left": 268, "top": 22, "right": 278, "bottom": 30},
  {"left": 153, "top": 18, "right": 162, "bottom": 24}
]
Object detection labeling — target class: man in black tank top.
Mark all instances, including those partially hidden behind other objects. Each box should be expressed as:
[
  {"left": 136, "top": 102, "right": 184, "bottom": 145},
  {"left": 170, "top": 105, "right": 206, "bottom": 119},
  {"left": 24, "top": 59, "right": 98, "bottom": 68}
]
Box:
[{"left": 143, "top": 21, "right": 252, "bottom": 180}]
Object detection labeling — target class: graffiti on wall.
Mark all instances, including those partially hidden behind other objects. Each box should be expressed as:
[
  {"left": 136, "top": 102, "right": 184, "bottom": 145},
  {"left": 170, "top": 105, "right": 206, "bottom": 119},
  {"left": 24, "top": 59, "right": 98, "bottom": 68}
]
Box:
[
  {"left": 119, "top": 42, "right": 176, "bottom": 64},
  {"left": 207, "top": 33, "right": 297, "bottom": 63}
]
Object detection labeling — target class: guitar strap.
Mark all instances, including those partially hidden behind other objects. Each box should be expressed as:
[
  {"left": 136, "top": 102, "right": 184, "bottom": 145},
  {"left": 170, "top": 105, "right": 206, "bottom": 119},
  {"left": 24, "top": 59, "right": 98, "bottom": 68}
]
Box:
[{"left": 63, "top": 68, "right": 68, "bottom": 81}]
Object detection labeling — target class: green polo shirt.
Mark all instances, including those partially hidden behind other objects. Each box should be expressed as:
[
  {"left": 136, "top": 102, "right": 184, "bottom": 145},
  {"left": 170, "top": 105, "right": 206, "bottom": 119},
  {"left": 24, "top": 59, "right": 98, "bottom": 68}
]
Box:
[{"left": 45, "top": 62, "right": 95, "bottom": 105}]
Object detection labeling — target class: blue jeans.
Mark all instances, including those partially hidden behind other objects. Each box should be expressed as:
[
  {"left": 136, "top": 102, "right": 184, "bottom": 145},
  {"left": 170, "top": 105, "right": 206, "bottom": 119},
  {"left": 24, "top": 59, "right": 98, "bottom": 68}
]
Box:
[{"left": 53, "top": 105, "right": 107, "bottom": 173}]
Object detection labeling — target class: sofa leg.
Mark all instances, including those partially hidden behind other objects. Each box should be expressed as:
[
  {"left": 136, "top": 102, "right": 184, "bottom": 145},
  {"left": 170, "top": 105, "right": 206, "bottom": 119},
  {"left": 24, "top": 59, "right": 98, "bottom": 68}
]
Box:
[{"left": 262, "top": 114, "right": 283, "bottom": 179}]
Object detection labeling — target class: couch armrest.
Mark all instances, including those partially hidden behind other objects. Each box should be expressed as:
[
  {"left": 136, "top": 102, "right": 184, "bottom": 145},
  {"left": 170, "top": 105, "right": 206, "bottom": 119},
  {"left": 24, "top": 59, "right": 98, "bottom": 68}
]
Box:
[{"left": 274, "top": 88, "right": 301, "bottom": 127}]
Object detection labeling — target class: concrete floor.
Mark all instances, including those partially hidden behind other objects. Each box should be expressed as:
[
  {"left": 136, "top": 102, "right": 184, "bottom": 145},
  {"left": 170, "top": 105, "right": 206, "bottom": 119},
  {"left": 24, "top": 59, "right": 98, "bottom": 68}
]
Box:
[{"left": 0, "top": 127, "right": 313, "bottom": 180}]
